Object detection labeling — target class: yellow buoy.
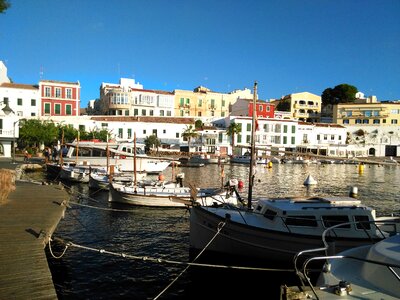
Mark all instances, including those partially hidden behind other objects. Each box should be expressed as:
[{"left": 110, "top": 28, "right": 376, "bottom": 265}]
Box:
[{"left": 358, "top": 163, "right": 364, "bottom": 174}]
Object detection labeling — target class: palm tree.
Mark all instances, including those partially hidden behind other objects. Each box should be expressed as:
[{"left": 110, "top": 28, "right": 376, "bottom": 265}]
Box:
[
  {"left": 226, "top": 122, "right": 241, "bottom": 154},
  {"left": 182, "top": 125, "right": 199, "bottom": 150}
]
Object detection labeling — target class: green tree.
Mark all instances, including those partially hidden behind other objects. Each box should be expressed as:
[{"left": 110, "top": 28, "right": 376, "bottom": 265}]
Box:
[
  {"left": 182, "top": 125, "right": 199, "bottom": 148},
  {"left": 58, "top": 124, "right": 78, "bottom": 143},
  {"left": 226, "top": 122, "right": 241, "bottom": 152},
  {"left": 144, "top": 134, "right": 161, "bottom": 152},
  {"left": 18, "top": 119, "right": 58, "bottom": 149},
  {"left": 194, "top": 119, "right": 204, "bottom": 129},
  {"left": 275, "top": 100, "right": 290, "bottom": 111},
  {"left": 0, "top": 0, "right": 10, "bottom": 13},
  {"left": 322, "top": 84, "right": 358, "bottom": 105}
]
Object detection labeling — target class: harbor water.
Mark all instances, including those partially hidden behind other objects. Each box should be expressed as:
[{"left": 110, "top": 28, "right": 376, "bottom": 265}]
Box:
[{"left": 26, "top": 162, "right": 400, "bottom": 299}]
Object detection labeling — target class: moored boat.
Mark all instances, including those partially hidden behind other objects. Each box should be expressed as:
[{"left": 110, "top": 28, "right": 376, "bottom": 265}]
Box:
[
  {"left": 189, "top": 195, "right": 400, "bottom": 265},
  {"left": 109, "top": 174, "right": 240, "bottom": 208},
  {"left": 281, "top": 234, "right": 400, "bottom": 299}
]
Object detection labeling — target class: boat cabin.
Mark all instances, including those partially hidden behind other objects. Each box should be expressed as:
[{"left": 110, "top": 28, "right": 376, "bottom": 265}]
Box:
[{"left": 254, "top": 196, "right": 376, "bottom": 232}]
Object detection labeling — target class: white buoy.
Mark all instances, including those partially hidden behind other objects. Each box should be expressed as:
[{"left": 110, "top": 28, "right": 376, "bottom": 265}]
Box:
[
  {"left": 303, "top": 174, "right": 317, "bottom": 186},
  {"left": 349, "top": 186, "right": 358, "bottom": 198}
]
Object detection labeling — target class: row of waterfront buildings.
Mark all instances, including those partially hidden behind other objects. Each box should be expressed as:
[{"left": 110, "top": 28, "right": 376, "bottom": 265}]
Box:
[{"left": 0, "top": 61, "right": 399, "bottom": 158}]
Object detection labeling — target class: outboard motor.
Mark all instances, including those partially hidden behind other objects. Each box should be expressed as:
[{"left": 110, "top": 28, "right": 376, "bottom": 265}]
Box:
[{"left": 176, "top": 173, "right": 185, "bottom": 187}]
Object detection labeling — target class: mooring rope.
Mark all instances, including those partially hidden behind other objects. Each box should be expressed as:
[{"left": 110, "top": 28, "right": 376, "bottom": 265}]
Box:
[
  {"left": 49, "top": 236, "right": 294, "bottom": 273},
  {"left": 152, "top": 221, "right": 228, "bottom": 299}
]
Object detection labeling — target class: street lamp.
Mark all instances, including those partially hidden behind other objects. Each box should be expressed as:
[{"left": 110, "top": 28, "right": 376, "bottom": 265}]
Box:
[
  {"left": 1, "top": 101, "right": 14, "bottom": 115},
  {"left": 12, "top": 119, "right": 20, "bottom": 164}
]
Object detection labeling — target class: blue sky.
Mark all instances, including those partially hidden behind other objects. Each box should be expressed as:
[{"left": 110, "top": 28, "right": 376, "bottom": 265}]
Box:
[{"left": 1, "top": 0, "right": 399, "bottom": 107}]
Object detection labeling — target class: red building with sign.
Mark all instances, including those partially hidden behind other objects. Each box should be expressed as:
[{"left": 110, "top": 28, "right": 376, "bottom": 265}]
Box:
[{"left": 39, "top": 80, "right": 80, "bottom": 116}]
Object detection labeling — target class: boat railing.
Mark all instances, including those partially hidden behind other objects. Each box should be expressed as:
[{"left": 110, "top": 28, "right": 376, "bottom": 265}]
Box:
[
  {"left": 293, "top": 219, "right": 400, "bottom": 288},
  {"left": 276, "top": 215, "right": 399, "bottom": 240},
  {"left": 295, "top": 252, "right": 400, "bottom": 300}
]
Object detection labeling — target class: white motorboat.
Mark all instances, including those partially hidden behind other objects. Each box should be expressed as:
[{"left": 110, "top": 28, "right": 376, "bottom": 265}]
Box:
[
  {"left": 59, "top": 162, "right": 96, "bottom": 183},
  {"left": 108, "top": 174, "right": 240, "bottom": 208},
  {"left": 282, "top": 234, "right": 400, "bottom": 299},
  {"left": 189, "top": 195, "right": 400, "bottom": 265},
  {"left": 62, "top": 140, "right": 172, "bottom": 174},
  {"left": 88, "top": 170, "right": 147, "bottom": 190}
]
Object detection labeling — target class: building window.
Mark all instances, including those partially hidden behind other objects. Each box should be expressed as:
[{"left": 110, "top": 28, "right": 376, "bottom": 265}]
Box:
[
  {"left": 44, "top": 103, "right": 51, "bottom": 114},
  {"left": 198, "top": 99, "right": 202, "bottom": 107},
  {"left": 152, "top": 129, "right": 157, "bottom": 136},
  {"left": 373, "top": 119, "right": 380, "bottom": 124},
  {"left": 55, "top": 88, "right": 61, "bottom": 98},
  {"left": 124, "top": 110, "right": 129, "bottom": 116},
  {"left": 167, "top": 111, "right": 171, "bottom": 116},
  {"left": 355, "top": 119, "right": 362, "bottom": 124},
  {"left": 160, "top": 110, "right": 164, "bottom": 116},
  {"left": 31, "top": 99, "right": 36, "bottom": 106},
  {"left": 283, "top": 125, "right": 287, "bottom": 133},
  {"left": 391, "top": 119, "right": 398, "bottom": 124},
  {"left": 54, "top": 103, "right": 61, "bottom": 115},
  {"left": 267, "top": 106, "right": 270, "bottom": 112},
  {"left": 317, "top": 134, "right": 320, "bottom": 140},
  {"left": 134, "top": 109, "right": 138, "bottom": 116},
  {"left": 149, "top": 110, "right": 154, "bottom": 116},
  {"left": 127, "top": 129, "right": 132, "bottom": 139},
  {"left": 259, "top": 105, "right": 263, "bottom": 111},
  {"left": 66, "top": 88, "right": 72, "bottom": 99},
  {"left": 180, "top": 110, "right": 184, "bottom": 116},
  {"left": 247, "top": 124, "right": 251, "bottom": 131},
  {"left": 291, "top": 125, "right": 295, "bottom": 133},
  {"left": 283, "top": 136, "right": 287, "bottom": 144},
  {"left": 163, "top": 129, "right": 166, "bottom": 134},
  {"left": 142, "top": 109, "right": 146, "bottom": 116},
  {"left": 118, "top": 128, "right": 123, "bottom": 138},
  {"left": 17, "top": 98, "right": 22, "bottom": 105},
  {"left": 362, "top": 119, "right": 369, "bottom": 124},
  {"left": 143, "top": 129, "right": 146, "bottom": 134},
  {"left": 211, "top": 99, "right": 215, "bottom": 108},
  {"left": 343, "top": 119, "right": 349, "bottom": 124},
  {"left": 331, "top": 135, "right": 335, "bottom": 140},
  {"left": 101, "top": 123, "right": 108, "bottom": 128},
  {"left": 176, "top": 132, "right": 180, "bottom": 138},
  {"left": 237, "top": 134, "right": 242, "bottom": 143},
  {"left": 45, "top": 87, "right": 51, "bottom": 97},
  {"left": 66, "top": 104, "right": 72, "bottom": 115},
  {"left": 180, "top": 98, "right": 184, "bottom": 106},
  {"left": 246, "top": 135, "right": 251, "bottom": 143},
  {"left": 31, "top": 113, "right": 36, "bottom": 116},
  {"left": 222, "top": 100, "right": 225, "bottom": 107},
  {"left": 221, "top": 112, "right": 225, "bottom": 117}
]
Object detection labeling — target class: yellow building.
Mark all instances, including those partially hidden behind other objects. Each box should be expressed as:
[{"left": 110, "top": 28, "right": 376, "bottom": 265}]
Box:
[
  {"left": 173, "top": 86, "right": 252, "bottom": 117},
  {"left": 273, "top": 92, "right": 321, "bottom": 122},
  {"left": 334, "top": 101, "right": 400, "bottom": 126}
]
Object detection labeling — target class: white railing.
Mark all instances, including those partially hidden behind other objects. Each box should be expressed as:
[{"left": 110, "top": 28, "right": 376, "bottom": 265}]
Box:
[{"left": 0, "top": 129, "right": 15, "bottom": 137}]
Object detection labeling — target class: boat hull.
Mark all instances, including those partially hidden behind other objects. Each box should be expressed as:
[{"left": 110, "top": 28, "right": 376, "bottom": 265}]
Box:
[{"left": 109, "top": 184, "right": 238, "bottom": 208}]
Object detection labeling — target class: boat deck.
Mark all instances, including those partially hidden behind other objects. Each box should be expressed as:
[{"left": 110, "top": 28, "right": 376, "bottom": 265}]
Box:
[{"left": 0, "top": 180, "right": 69, "bottom": 299}]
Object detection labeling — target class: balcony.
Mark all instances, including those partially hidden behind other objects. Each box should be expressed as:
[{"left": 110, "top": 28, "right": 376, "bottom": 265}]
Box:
[{"left": 0, "top": 129, "right": 15, "bottom": 138}]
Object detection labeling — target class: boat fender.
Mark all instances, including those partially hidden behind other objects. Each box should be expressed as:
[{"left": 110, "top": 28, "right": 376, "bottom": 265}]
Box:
[{"left": 238, "top": 180, "right": 244, "bottom": 189}]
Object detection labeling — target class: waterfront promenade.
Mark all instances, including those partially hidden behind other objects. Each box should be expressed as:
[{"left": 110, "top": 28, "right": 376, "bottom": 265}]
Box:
[{"left": 0, "top": 157, "right": 69, "bottom": 299}]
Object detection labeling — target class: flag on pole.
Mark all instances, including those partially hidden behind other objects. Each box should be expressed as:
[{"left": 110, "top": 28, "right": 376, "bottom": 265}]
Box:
[{"left": 255, "top": 110, "right": 259, "bottom": 131}]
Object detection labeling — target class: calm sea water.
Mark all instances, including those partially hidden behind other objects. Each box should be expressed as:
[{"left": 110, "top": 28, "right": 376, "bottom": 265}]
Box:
[{"left": 27, "top": 162, "right": 400, "bottom": 299}]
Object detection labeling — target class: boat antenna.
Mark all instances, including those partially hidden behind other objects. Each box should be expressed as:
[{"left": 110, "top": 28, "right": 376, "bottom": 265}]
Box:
[{"left": 247, "top": 81, "right": 257, "bottom": 209}]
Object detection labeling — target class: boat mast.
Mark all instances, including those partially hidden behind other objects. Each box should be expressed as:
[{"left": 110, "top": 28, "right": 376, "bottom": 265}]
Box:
[
  {"left": 247, "top": 81, "right": 257, "bottom": 209},
  {"left": 134, "top": 132, "right": 137, "bottom": 186}
]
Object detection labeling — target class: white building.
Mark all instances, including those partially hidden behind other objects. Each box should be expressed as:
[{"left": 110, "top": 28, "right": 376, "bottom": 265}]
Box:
[
  {"left": 296, "top": 122, "right": 347, "bottom": 156},
  {"left": 0, "top": 62, "right": 39, "bottom": 158},
  {"left": 100, "top": 78, "right": 175, "bottom": 117},
  {"left": 45, "top": 115, "right": 195, "bottom": 146},
  {"left": 226, "top": 116, "right": 299, "bottom": 156}
]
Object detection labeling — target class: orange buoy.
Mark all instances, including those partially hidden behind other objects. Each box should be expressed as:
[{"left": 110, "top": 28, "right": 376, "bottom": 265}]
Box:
[{"left": 158, "top": 173, "right": 165, "bottom": 181}]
